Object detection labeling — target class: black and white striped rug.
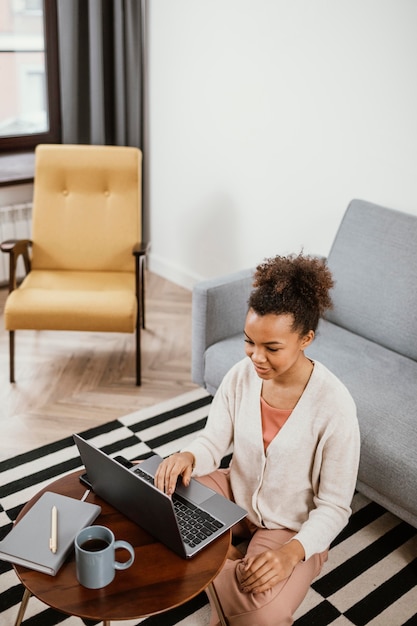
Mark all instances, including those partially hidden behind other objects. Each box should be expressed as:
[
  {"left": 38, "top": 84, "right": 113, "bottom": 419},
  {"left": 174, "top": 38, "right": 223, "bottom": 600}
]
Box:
[{"left": 1, "top": 389, "right": 416, "bottom": 626}]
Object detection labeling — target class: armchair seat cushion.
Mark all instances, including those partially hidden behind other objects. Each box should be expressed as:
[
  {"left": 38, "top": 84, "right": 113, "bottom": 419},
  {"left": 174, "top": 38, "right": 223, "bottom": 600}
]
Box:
[{"left": 4, "top": 270, "right": 137, "bottom": 332}]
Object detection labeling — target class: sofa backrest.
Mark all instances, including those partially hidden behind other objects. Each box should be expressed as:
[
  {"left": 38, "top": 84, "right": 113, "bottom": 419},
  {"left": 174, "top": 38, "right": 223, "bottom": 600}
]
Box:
[{"left": 325, "top": 199, "right": 417, "bottom": 361}]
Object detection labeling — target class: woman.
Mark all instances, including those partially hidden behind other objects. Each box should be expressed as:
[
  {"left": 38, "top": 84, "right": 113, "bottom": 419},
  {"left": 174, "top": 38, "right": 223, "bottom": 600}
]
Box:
[{"left": 155, "top": 253, "right": 360, "bottom": 625}]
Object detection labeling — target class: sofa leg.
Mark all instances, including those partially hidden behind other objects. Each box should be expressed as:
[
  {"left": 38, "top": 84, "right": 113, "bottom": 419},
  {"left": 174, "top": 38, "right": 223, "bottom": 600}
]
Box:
[{"left": 9, "top": 330, "right": 15, "bottom": 383}]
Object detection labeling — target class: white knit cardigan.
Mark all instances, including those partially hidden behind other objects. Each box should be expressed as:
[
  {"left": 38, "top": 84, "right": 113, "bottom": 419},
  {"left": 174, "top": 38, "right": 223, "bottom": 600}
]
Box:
[{"left": 184, "top": 357, "right": 360, "bottom": 560}]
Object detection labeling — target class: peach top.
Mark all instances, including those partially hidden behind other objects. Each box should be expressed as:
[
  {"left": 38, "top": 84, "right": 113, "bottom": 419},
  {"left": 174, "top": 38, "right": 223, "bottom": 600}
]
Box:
[{"left": 260, "top": 396, "right": 292, "bottom": 451}]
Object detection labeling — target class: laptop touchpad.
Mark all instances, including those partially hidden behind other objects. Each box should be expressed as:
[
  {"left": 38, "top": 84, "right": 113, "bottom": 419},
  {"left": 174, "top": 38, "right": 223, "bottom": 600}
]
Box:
[{"left": 175, "top": 478, "right": 216, "bottom": 505}]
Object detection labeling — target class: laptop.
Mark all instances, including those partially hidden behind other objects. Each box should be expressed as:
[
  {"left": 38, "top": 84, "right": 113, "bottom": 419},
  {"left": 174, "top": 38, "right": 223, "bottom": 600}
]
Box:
[{"left": 73, "top": 434, "right": 247, "bottom": 559}]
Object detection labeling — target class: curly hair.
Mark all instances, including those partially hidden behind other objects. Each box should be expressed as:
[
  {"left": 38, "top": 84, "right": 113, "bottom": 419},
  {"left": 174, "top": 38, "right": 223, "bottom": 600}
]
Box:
[{"left": 248, "top": 253, "right": 334, "bottom": 335}]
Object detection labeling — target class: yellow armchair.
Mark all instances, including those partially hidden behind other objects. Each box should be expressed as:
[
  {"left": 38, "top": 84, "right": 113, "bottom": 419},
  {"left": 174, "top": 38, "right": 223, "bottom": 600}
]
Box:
[{"left": 1, "top": 144, "right": 148, "bottom": 385}]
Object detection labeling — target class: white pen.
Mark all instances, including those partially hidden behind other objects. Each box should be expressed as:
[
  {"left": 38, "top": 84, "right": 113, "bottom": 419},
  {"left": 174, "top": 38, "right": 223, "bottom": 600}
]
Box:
[{"left": 49, "top": 505, "right": 58, "bottom": 554}]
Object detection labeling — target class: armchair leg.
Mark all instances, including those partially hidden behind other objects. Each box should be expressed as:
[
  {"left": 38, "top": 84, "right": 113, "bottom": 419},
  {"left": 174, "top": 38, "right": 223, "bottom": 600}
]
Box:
[
  {"left": 135, "top": 325, "right": 141, "bottom": 386},
  {"left": 9, "top": 330, "right": 15, "bottom": 383},
  {"left": 140, "top": 254, "right": 146, "bottom": 329}
]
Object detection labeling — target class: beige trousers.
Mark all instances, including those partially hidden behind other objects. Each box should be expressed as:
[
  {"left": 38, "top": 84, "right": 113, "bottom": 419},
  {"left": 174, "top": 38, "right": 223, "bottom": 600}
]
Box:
[{"left": 197, "top": 470, "right": 328, "bottom": 626}]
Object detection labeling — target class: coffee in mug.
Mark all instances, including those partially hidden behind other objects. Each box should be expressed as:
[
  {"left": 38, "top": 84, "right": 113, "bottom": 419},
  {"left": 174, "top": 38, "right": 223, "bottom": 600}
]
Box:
[
  {"left": 80, "top": 538, "right": 110, "bottom": 552},
  {"left": 75, "top": 525, "right": 135, "bottom": 589}
]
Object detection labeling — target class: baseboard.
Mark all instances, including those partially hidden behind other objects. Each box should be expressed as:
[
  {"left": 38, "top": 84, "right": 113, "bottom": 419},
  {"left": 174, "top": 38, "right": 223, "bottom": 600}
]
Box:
[{"left": 148, "top": 252, "right": 201, "bottom": 291}]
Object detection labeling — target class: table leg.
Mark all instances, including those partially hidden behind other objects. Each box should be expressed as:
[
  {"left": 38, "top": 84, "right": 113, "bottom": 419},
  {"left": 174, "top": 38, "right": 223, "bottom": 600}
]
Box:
[
  {"left": 14, "top": 588, "right": 31, "bottom": 626},
  {"left": 102, "top": 621, "right": 111, "bottom": 626},
  {"left": 207, "top": 582, "right": 229, "bottom": 626}
]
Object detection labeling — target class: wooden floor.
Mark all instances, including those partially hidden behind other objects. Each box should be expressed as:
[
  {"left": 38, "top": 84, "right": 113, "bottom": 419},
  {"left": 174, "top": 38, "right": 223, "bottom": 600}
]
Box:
[{"left": 0, "top": 272, "right": 199, "bottom": 461}]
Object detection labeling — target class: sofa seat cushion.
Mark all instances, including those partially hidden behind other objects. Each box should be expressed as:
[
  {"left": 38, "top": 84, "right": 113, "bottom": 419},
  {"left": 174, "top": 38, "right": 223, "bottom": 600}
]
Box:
[{"left": 306, "top": 319, "right": 417, "bottom": 524}]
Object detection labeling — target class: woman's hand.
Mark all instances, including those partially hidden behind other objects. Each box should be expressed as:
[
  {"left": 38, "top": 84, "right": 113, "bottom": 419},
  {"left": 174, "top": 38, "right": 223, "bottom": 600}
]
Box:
[
  {"left": 154, "top": 452, "right": 195, "bottom": 495},
  {"left": 239, "top": 540, "right": 305, "bottom": 594}
]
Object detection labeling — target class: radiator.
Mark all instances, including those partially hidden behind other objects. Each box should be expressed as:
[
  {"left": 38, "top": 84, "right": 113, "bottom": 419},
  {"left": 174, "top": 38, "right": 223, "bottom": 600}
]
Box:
[{"left": 0, "top": 203, "right": 33, "bottom": 285}]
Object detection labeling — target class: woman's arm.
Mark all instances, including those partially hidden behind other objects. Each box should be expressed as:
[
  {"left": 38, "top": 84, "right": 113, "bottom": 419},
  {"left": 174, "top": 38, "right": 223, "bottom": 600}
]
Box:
[{"left": 154, "top": 364, "right": 240, "bottom": 493}]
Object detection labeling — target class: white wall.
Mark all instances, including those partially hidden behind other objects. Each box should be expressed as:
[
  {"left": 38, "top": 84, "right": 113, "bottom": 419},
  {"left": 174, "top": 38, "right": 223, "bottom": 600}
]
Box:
[{"left": 145, "top": 0, "right": 417, "bottom": 289}]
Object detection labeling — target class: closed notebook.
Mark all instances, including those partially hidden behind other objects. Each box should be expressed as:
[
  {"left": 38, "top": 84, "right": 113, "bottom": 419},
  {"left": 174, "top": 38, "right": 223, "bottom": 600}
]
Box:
[{"left": 0, "top": 491, "right": 101, "bottom": 576}]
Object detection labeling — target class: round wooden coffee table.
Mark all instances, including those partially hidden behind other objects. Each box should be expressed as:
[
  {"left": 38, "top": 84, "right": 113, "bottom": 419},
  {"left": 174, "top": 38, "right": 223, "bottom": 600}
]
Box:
[{"left": 12, "top": 470, "right": 230, "bottom": 625}]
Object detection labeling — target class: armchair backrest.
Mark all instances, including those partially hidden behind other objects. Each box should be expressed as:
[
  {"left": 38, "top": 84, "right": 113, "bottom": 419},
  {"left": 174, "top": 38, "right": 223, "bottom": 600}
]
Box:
[{"left": 31, "top": 144, "right": 142, "bottom": 273}]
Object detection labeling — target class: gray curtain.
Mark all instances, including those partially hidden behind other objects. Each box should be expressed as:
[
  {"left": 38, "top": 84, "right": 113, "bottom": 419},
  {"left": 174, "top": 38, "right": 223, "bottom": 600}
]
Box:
[{"left": 56, "top": 0, "right": 144, "bottom": 148}]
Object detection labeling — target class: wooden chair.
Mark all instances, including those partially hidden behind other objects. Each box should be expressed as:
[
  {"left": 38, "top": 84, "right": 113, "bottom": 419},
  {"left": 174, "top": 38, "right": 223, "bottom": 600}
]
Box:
[{"left": 0, "top": 144, "right": 148, "bottom": 385}]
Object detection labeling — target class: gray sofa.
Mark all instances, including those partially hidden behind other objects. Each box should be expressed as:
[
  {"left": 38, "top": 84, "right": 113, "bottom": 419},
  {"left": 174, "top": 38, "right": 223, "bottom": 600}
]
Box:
[{"left": 192, "top": 199, "right": 417, "bottom": 529}]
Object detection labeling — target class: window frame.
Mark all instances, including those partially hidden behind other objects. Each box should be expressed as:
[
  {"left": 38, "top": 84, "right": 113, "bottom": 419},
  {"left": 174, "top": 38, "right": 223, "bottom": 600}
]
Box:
[{"left": 0, "top": 0, "right": 61, "bottom": 152}]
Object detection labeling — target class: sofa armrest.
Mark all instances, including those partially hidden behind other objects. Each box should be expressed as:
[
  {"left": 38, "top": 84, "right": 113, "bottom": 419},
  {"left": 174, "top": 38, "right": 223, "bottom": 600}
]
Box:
[{"left": 192, "top": 267, "right": 254, "bottom": 387}]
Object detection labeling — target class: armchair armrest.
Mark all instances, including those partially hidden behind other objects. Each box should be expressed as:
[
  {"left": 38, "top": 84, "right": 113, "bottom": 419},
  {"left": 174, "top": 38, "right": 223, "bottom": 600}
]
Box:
[
  {"left": 191, "top": 267, "right": 254, "bottom": 386},
  {"left": 0, "top": 238, "right": 32, "bottom": 293},
  {"left": 132, "top": 241, "right": 150, "bottom": 337},
  {"left": 132, "top": 241, "right": 150, "bottom": 257},
  {"left": 132, "top": 241, "right": 150, "bottom": 294}
]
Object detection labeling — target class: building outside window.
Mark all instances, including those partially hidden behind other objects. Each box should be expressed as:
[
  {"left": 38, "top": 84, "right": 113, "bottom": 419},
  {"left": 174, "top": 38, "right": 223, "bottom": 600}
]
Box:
[{"left": 0, "top": 0, "right": 60, "bottom": 151}]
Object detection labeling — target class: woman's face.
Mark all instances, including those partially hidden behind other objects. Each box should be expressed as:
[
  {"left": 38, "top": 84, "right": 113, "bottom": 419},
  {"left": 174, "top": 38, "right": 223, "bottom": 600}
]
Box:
[{"left": 244, "top": 308, "right": 314, "bottom": 381}]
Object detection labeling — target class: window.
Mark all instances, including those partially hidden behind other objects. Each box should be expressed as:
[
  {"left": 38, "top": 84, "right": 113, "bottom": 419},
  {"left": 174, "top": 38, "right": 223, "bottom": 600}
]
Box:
[{"left": 0, "top": 0, "right": 60, "bottom": 151}]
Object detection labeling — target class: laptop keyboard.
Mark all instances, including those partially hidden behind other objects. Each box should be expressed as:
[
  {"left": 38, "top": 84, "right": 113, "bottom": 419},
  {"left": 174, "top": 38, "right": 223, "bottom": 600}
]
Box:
[
  {"left": 172, "top": 495, "right": 224, "bottom": 547},
  {"left": 133, "top": 466, "right": 224, "bottom": 547}
]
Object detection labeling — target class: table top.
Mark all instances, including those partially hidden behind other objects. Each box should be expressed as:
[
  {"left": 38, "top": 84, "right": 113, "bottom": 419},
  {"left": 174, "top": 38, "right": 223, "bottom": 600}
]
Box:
[{"left": 14, "top": 470, "right": 230, "bottom": 621}]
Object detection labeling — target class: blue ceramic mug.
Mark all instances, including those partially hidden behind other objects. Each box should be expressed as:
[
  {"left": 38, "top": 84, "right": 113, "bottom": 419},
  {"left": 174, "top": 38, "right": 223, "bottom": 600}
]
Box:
[{"left": 75, "top": 525, "right": 135, "bottom": 589}]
